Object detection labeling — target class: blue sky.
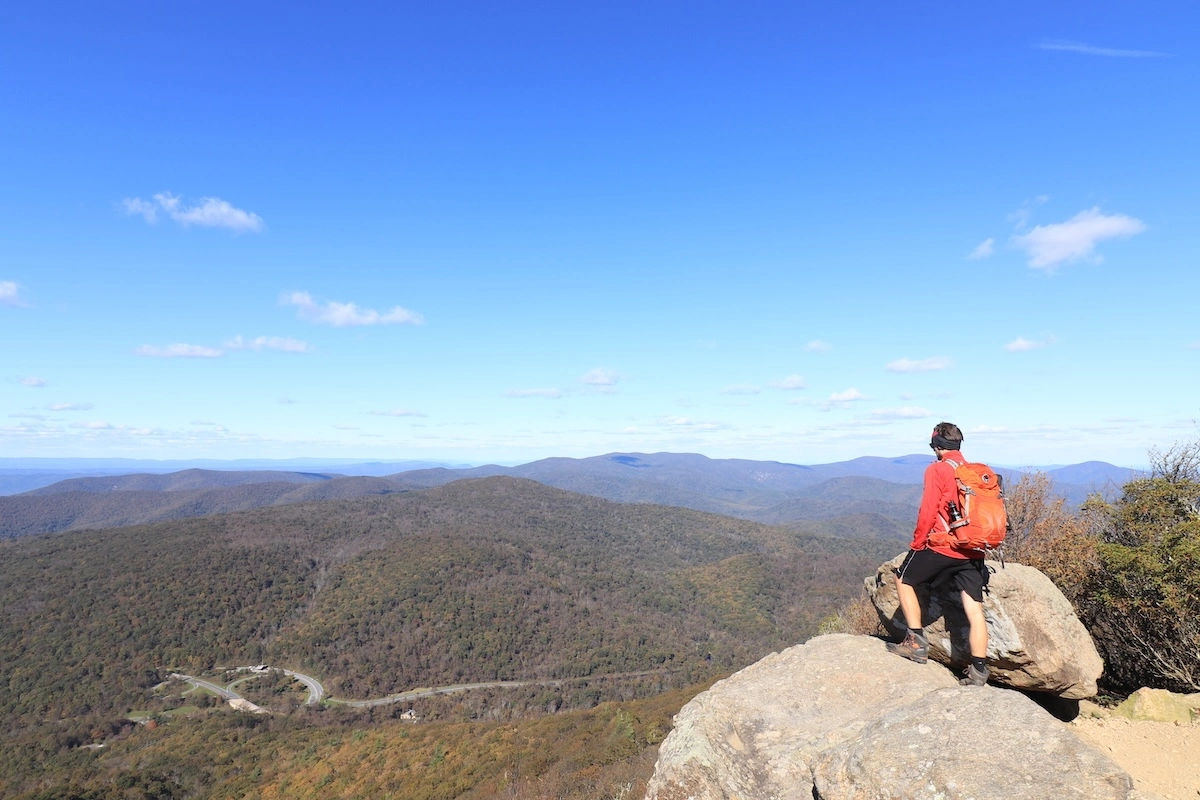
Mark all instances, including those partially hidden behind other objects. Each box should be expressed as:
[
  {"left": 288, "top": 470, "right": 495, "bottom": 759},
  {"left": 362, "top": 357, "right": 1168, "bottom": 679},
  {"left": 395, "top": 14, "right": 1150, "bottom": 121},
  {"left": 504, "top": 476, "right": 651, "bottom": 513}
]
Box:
[{"left": 2, "top": 2, "right": 1197, "bottom": 467}]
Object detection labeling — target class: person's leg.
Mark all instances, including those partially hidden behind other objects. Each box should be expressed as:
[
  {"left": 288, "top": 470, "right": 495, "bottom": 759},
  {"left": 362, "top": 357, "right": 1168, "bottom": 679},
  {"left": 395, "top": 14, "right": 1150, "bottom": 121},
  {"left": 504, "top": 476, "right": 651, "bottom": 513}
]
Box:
[
  {"left": 895, "top": 574, "right": 923, "bottom": 630},
  {"left": 887, "top": 555, "right": 929, "bottom": 663},
  {"left": 961, "top": 591, "right": 988, "bottom": 658}
]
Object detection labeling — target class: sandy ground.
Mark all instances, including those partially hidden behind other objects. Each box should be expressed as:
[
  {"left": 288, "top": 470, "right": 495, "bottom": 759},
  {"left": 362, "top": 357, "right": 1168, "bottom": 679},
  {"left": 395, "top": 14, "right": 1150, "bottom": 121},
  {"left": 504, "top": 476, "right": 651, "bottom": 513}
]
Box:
[{"left": 1070, "top": 715, "right": 1200, "bottom": 800}]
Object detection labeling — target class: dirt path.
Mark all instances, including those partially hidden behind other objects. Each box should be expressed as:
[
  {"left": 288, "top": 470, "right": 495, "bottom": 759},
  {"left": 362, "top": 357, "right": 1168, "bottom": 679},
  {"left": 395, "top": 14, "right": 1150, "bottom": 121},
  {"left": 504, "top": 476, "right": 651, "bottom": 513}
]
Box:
[{"left": 1070, "top": 715, "right": 1200, "bottom": 800}]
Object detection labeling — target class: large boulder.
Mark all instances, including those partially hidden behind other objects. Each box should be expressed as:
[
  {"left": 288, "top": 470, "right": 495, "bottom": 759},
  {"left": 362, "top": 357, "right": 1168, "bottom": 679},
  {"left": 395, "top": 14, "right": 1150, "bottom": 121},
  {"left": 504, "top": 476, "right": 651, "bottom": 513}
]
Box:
[
  {"left": 866, "top": 553, "right": 1103, "bottom": 699},
  {"left": 645, "top": 635, "right": 1150, "bottom": 800},
  {"left": 811, "top": 686, "right": 1137, "bottom": 800}
]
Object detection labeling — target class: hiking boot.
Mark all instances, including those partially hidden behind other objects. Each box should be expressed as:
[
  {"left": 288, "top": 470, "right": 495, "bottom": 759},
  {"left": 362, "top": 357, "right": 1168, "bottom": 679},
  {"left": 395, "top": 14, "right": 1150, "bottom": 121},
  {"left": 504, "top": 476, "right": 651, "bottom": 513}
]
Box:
[
  {"left": 959, "top": 663, "right": 989, "bottom": 686},
  {"left": 886, "top": 632, "right": 928, "bottom": 664}
]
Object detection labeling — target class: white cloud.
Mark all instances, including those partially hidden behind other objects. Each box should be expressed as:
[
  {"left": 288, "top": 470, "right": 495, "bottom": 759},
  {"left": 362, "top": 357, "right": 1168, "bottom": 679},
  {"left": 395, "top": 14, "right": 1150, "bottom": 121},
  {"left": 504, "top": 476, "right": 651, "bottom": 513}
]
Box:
[
  {"left": 48, "top": 402, "right": 93, "bottom": 411},
  {"left": 1011, "top": 207, "right": 1146, "bottom": 270},
  {"left": 657, "top": 415, "right": 727, "bottom": 432},
  {"left": 1005, "top": 335, "right": 1056, "bottom": 352},
  {"left": 9, "top": 412, "right": 45, "bottom": 420},
  {"left": 282, "top": 291, "right": 424, "bottom": 327},
  {"left": 21, "top": 376, "right": 47, "bottom": 387},
  {"left": 135, "top": 343, "right": 224, "bottom": 358},
  {"left": 74, "top": 421, "right": 114, "bottom": 430},
  {"left": 1, "top": 281, "right": 24, "bottom": 306},
  {"left": 871, "top": 406, "right": 934, "bottom": 420},
  {"left": 1187, "top": 342, "right": 1200, "bottom": 350},
  {"left": 123, "top": 192, "right": 265, "bottom": 232},
  {"left": 367, "top": 409, "right": 428, "bottom": 417},
  {"left": 721, "top": 384, "right": 761, "bottom": 395},
  {"left": 225, "top": 335, "right": 314, "bottom": 353},
  {"left": 807, "top": 388, "right": 869, "bottom": 411},
  {"left": 1038, "top": 40, "right": 1169, "bottom": 58},
  {"left": 503, "top": 389, "right": 562, "bottom": 399},
  {"left": 580, "top": 368, "right": 619, "bottom": 390},
  {"left": 771, "top": 374, "right": 807, "bottom": 390},
  {"left": 886, "top": 356, "right": 953, "bottom": 373},
  {"left": 968, "top": 238, "right": 995, "bottom": 260},
  {"left": 805, "top": 340, "right": 832, "bottom": 353}
]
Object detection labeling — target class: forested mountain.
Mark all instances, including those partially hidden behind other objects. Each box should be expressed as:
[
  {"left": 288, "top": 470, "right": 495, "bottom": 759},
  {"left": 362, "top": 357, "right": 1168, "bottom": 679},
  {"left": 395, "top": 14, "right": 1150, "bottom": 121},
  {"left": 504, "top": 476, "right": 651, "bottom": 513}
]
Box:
[
  {"left": 0, "top": 477, "right": 898, "bottom": 724},
  {"left": 0, "top": 477, "right": 900, "bottom": 797}
]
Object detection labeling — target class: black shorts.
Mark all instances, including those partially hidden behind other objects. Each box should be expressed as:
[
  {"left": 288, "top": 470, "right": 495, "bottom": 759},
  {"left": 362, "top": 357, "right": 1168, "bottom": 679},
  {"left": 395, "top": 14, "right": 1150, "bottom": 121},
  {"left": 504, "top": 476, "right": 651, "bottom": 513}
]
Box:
[{"left": 897, "top": 548, "right": 989, "bottom": 603}]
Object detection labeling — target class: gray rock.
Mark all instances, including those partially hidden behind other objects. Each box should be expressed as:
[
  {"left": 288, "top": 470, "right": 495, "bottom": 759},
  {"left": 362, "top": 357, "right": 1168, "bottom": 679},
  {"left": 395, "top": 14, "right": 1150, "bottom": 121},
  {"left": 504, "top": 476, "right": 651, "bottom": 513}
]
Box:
[
  {"left": 811, "top": 686, "right": 1135, "bottom": 800},
  {"left": 645, "top": 635, "right": 957, "bottom": 800},
  {"left": 866, "top": 553, "right": 1103, "bottom": 699},
  {"left": 645, "top": 635, "right": 1147, "bottom": 800}
]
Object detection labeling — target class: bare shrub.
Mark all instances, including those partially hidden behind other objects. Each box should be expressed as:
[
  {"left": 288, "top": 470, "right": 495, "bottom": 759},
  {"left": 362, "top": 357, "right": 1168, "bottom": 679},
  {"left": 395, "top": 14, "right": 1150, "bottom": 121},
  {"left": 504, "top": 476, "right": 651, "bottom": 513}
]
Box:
[
  {"left": 818, "top": 592, "right": 886, "bottom": 637},
  {"left": 999, "top": 472, "right": 1099, "bottom": 601}
]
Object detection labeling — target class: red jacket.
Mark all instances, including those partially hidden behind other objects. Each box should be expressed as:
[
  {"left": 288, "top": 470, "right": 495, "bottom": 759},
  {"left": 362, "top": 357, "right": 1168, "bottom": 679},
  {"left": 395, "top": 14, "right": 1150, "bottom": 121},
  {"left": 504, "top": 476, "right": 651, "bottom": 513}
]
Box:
[{"left": 911, "top": 451, "right": 982, "bottom": 559}]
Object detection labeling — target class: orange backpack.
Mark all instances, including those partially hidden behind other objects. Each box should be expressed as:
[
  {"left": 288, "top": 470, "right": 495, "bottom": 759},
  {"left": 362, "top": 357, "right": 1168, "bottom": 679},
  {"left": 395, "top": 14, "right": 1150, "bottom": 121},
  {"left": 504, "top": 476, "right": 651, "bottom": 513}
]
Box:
[{"left": 927, "top": 459, "right": 1009, "bottom": 553}]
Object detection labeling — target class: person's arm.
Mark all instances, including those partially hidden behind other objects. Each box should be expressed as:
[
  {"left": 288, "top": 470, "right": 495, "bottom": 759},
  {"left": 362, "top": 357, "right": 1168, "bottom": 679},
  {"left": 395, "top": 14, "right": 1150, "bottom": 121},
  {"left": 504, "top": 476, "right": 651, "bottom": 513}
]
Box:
[{"left": 911, "top": 463, "right": 946, "bottom": 550}]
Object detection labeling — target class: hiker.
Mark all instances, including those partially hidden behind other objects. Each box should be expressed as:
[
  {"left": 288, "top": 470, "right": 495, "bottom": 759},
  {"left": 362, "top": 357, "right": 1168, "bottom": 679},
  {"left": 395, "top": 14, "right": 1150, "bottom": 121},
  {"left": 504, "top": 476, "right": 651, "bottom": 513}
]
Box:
[{"left": 887, "top": 422, "right": 991, "bottom": 687}]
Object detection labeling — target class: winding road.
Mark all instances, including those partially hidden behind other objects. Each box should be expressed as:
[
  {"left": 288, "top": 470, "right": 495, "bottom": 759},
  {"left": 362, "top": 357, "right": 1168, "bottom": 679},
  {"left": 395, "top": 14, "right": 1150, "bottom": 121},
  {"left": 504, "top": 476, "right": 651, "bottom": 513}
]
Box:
[{"left": 171, "top": 667, "right": 669, "bottom": 711}]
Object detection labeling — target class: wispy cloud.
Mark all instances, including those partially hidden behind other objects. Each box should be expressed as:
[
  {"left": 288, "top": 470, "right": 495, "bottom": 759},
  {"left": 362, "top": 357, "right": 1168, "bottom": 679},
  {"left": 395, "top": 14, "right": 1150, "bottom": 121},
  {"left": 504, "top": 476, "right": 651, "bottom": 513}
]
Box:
[
  {"left": 721, "top": 384, "right": 761, "bottom": 395},
  {"left": 1, "top": 281, "right": 25, "bottom": 306},
  {"left": 886, "top": 356, "right": 953, "bottom": 373},
  {"left": 122, "top": 192, "right": 265, "bottom": 232},
  {"left": 503, "top": 389, "right": 562, "bottom": 399},
  {"left": 367, "top": 408, "right": 428, "bottom": 417},
  {"left": 48, "top": 402, "right": 93, "bottom": 411},
  {"left": 1038, "top": 40, "right": 1170, "bottom": 58},
  {"left": 1188, "top": 342, "right": 1200, "bottom": 350},
  {"left": 277, "top": 397, "right": 298, "bottom": 405},
  {"left": 224, "top": 335, "right": 314, "bottom": 353},
  {"left": 804, "top": 340, "right": 832, "bottom": 353},
  {"left": 806, "top": 388, "right": 870, "bottom": 411},
  {"left": 871, "top": 406, "right": 934, "bottom": 420},
  {"left": 830, "top": 388, "right": 867, "bottom": 403},
  {"left": 1011, "top": 207, "right": 1145, "bottom": 271},
  {"left": 968, "top": 238, "right": 995, "bottom": 260},
  {"left": 1005, "top": 335, "right": 1056, "bottom": 352},
  {"left": 771, "top": 374, "right": 806, "bottom": 390},
  {"left": 282, "top": 291, "right": 424, "bottom": 327},
  {"left": 580, "top": 368, "right": 619, "bottom": 393},
  {"left": 657, "top": 415, "right": 728, "bottom": 432},
  {"left": 135, "top": 343, "right": 224, "bottom": 358},
  {"left": 9, "top": 412, "right": 46, "bottom": 420},
  {"left": 21, "top": 376, "right": 47, "bottom": 387}
]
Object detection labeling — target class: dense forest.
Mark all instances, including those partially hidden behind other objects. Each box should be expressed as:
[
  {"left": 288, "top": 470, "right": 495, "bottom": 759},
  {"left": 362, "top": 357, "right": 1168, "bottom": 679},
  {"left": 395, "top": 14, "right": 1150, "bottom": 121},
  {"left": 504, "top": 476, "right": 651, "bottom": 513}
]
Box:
[{"left": 0, "top": 476, "right": 900, "bottom": 798}]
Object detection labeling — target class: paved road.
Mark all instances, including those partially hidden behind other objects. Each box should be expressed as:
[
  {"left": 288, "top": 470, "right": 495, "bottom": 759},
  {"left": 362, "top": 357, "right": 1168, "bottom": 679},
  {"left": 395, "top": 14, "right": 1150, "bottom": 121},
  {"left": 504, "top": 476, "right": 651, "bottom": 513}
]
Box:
[
  {"left": 334, "top": 679, "right": 552, "bottom": 708},
  {"left": 173, "top": 667, "right": 671, "bottom": 711},
  {"left": 170, "top": 674, "right": 241, "bottom": 701},
  {"left": 280, "top": 668, "right": 324, "bottom": 705}
]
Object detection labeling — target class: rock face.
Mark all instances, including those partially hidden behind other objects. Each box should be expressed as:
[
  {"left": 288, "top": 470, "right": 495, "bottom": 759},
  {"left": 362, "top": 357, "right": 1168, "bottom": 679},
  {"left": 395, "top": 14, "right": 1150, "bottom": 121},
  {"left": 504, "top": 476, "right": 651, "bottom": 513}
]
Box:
[
  {"left": 645, "top": 635, "right": 1151, "bottom": 800},
  {"left": 866, "top": 553, "right": 1103, "bottom": 699}
]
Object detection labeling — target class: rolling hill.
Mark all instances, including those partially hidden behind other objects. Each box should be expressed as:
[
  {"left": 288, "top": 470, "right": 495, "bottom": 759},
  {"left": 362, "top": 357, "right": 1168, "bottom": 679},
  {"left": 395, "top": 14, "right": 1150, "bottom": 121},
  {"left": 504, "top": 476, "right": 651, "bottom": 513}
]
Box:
[{"left": 0, "top": 477, "right": 898, "bottom": 732}]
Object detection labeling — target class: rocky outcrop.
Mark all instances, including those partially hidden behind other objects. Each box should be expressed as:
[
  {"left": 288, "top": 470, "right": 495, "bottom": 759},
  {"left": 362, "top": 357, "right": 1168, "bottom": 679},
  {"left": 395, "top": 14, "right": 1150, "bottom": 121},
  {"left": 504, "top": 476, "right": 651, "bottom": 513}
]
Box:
[
  {"left": 1114, "top": 687, "right": 1200, "bottom": 723},
  {"left": 866, "top": 553, "right": 1103, "bottom": 699},
  {"left": 645, "top": 635, "right": 1154, "bottom": 800}
]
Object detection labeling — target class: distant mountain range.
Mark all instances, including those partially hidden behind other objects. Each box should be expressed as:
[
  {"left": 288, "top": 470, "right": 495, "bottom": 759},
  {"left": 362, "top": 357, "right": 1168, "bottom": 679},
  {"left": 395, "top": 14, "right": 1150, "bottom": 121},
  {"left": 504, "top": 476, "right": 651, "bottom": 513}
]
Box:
[
  {"left": 0, "top": 458, "right": 469, "bottom": 495},
  {"left": 0, "top": 452, "right": 1139, "bottom": 540}
]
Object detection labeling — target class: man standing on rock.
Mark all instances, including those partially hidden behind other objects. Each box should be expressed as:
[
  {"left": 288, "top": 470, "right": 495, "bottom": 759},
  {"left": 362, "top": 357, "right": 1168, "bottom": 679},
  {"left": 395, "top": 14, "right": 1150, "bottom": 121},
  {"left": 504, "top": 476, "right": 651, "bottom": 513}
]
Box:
[{"left": 886, "top": 422, "right": 991, "bottom": 686}]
